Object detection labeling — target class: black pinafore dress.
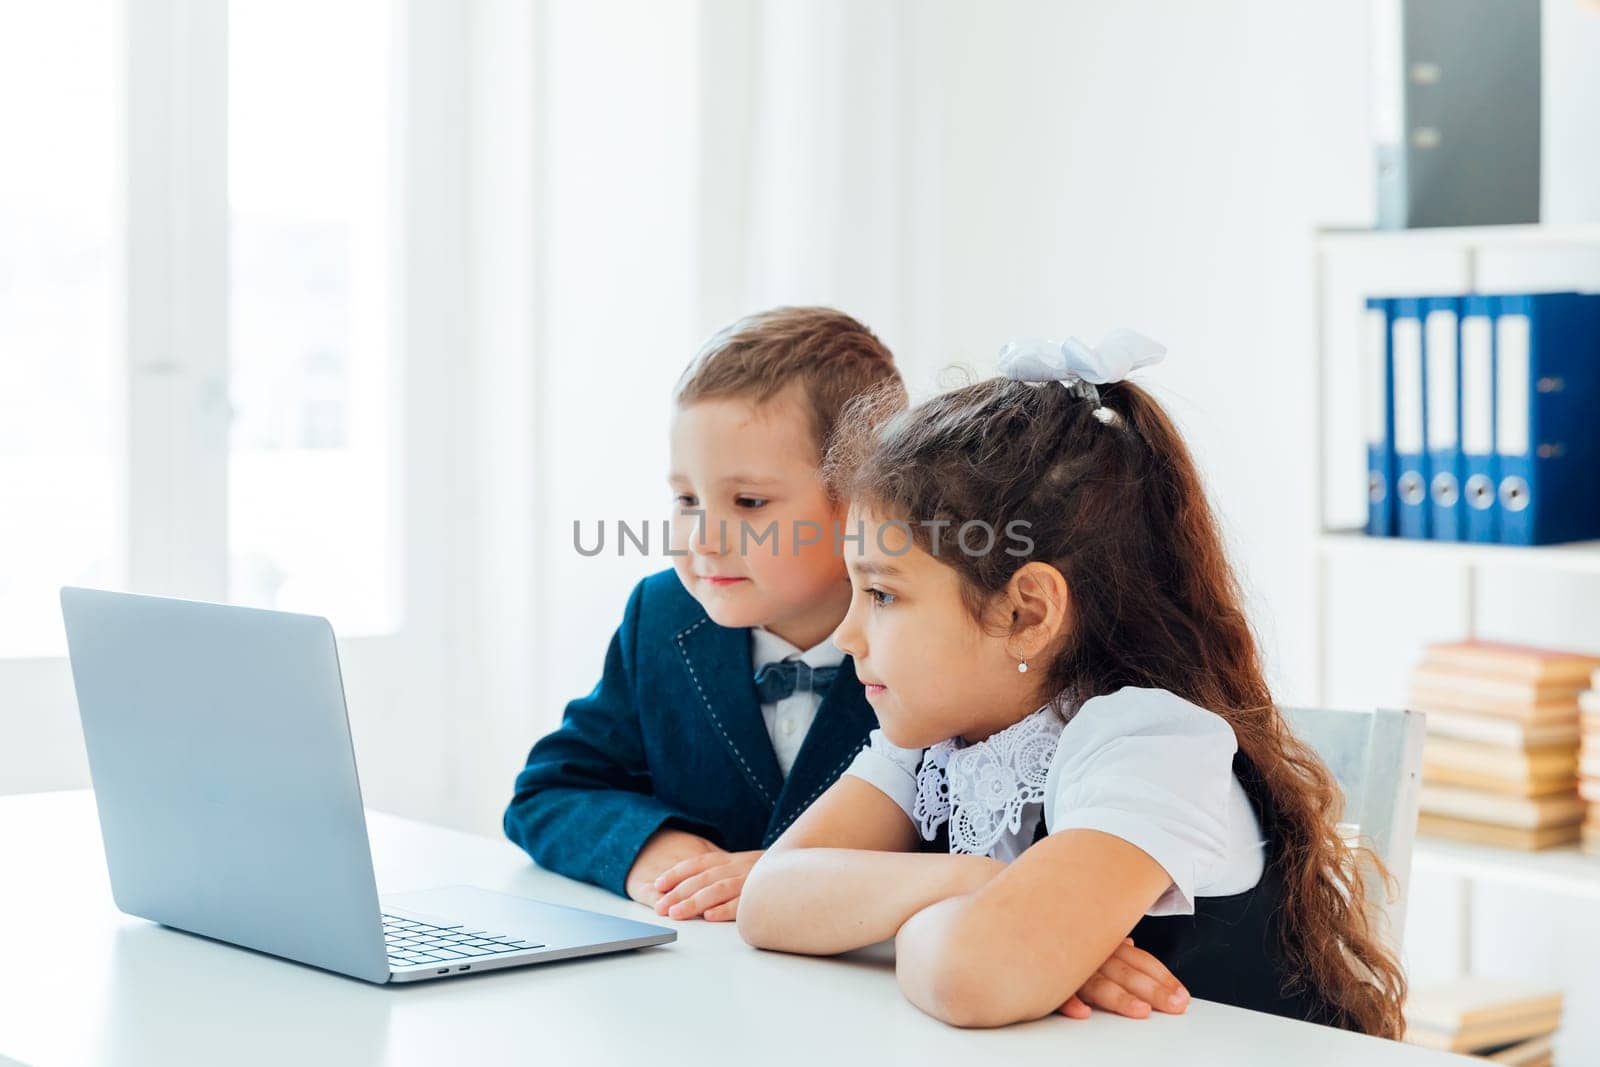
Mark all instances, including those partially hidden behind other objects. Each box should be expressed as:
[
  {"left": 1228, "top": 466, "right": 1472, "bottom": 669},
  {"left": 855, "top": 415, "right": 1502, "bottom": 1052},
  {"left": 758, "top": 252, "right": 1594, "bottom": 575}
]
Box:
[{"left": 922, "top": 751, "right": 1352, "bottom": 1030}]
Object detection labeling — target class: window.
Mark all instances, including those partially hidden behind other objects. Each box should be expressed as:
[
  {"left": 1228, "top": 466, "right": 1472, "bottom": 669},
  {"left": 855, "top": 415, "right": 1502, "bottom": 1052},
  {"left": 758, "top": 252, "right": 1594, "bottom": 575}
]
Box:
[
  {"left": 227, "top": 0, "right": 401, "bottom": 633},
  {"left": 0, "top": 2, "right": 121, "bottom": 658},
  {"left": 0, "top": 1, "right": 404, "bottom": 660}
]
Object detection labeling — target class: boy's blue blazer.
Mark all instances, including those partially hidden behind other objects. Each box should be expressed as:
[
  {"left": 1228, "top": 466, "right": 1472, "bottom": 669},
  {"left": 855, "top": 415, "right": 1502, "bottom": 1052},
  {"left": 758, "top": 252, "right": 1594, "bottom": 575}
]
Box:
[{"left": 503, "top": 568, "right": 877, "bottom": 896}]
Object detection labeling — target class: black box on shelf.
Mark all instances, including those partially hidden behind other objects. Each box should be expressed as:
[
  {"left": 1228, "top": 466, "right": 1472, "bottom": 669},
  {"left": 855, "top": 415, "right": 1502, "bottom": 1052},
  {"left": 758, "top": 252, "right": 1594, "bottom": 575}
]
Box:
[{"left": 1372, "top": 0, "right": 1542, "bottom": 229}]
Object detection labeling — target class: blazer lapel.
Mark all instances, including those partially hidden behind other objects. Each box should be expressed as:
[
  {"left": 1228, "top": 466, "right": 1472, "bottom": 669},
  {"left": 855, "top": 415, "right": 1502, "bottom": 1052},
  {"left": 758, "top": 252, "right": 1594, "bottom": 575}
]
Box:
[
  {"left": 764, "top": 656, "right": 878, "bottom": 845},
  {"left": 673, "top": 616, "right": 785, "bottom": 811}
]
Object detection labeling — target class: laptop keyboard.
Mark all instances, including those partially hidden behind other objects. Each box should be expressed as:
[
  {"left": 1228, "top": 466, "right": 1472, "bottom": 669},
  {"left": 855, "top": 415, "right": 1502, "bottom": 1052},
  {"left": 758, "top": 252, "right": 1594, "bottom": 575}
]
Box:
[{"left": 382, "top": 912, "right": 545, "bottom": 970}]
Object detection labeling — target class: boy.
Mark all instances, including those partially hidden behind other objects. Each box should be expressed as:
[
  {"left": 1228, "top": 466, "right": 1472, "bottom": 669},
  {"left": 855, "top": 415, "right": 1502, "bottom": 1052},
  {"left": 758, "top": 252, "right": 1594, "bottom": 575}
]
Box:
[{"left": 504, "top": 307, "right": 905, "bottom": 921}]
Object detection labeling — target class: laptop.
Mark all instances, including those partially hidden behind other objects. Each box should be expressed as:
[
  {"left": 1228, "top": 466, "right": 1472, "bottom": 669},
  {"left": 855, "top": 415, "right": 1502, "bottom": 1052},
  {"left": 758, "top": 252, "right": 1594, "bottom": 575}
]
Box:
[{"left": 59, "top": 587, "right": 675, "bottom": 984}]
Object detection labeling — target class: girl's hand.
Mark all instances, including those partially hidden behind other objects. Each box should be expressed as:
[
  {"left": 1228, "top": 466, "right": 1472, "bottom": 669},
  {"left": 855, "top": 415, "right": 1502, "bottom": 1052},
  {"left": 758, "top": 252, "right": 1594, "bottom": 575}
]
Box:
[
  {"left": 653, "top": 849, "right": 764, "bottom": 922},
  {"left": 1058, "top": 939, "right": 1189, "bottom": 1020}
]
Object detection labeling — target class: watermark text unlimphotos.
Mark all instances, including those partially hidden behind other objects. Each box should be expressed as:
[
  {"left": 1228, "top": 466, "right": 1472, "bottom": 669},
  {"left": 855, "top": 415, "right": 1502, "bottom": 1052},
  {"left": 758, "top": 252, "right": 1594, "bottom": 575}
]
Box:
[{"left": 572, "top": 512, "right": 1034, "bottom": 559}]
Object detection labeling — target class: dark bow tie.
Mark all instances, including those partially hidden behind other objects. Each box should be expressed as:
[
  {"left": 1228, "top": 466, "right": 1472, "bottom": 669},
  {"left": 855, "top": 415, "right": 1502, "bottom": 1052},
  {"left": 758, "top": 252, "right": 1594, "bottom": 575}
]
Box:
[{"left": 753, "top": 660, "right": 840, "bottom": 703}]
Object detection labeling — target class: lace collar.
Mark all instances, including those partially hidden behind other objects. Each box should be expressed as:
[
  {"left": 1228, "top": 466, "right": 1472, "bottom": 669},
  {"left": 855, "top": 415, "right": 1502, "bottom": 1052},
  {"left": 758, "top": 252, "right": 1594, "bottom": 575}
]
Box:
[{"left": 913, "top": 703, "right": 1067, "bottom": 856}]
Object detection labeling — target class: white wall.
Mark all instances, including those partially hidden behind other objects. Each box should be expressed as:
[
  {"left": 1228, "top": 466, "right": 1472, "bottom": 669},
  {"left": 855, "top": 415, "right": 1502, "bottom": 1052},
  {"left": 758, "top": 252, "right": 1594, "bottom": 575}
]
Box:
[
  {"left": 1544, "top": 0, "right": 1600, "bottom": 223},
  {"left": 528, "top": 0, "right": 708, "bottom": 830},
  {"left": 906, "top": 0, "right": 1374, "bottom": 704}
]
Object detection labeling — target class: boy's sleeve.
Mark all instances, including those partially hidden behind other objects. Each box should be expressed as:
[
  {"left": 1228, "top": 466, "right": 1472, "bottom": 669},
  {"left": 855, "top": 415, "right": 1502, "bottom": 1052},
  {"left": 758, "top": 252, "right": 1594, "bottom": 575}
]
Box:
[{"left": 502, "top": 579, "right": 719, "bottom": 897}]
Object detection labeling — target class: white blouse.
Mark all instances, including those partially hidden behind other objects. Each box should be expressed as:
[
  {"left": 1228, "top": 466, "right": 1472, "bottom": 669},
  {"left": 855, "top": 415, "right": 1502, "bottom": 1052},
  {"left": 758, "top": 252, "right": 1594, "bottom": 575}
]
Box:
[{"left": 844, "top": 685, "right": 1267, "bottom": 917}]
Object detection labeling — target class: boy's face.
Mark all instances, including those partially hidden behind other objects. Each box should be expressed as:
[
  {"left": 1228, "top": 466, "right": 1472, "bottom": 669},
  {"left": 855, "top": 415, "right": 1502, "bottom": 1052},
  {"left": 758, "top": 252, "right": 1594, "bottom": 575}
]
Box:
[
  {"left": 668, "top": 386, "right": 851, "bottom": 651},
  {"left": 832, "top": 504, "right": 1038, "bottom": 748}
]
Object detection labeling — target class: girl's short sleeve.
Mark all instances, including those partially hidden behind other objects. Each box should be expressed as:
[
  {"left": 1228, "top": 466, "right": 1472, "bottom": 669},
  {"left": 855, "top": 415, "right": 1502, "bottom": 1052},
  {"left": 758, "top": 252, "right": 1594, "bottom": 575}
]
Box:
[
  {"left": 1045, "top": 687, "right": 1239, "bottom": 916},
  {"left": 842, "top": 729, "right": 923, "bottom": 822}
]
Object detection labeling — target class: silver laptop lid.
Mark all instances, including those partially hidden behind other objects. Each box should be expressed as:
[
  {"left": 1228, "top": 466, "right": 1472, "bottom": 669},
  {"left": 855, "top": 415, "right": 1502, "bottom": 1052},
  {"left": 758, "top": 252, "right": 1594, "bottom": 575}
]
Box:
[{"left": 60, "top": 587, "right": 390, "bottom": 983}]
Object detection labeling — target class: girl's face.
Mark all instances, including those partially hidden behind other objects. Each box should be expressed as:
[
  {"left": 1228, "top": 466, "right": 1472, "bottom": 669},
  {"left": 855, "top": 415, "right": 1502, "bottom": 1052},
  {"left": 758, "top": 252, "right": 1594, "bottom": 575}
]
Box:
[{"left": 832, "top": 504, "right": 1049, "bottom": 748}]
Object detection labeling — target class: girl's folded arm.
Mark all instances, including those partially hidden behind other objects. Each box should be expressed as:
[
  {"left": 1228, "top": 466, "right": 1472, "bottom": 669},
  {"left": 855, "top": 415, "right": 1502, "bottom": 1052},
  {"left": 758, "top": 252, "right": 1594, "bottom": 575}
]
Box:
[
  {"left": 893, "top": 828, "right": 1174, "bottom": 1028},
  {"left": 737, "top": 775, "right": 1002, "bottom": 955}
]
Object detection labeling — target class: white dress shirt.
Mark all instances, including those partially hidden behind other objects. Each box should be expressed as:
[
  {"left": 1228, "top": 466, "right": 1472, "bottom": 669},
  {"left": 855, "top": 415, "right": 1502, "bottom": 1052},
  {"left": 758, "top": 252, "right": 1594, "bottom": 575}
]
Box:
[
  {"left": 845, "top": 685, "right": 1267, "bottom": 916},
  {"left": 750, "top": 627, "right": 845, "bottom": 778}
]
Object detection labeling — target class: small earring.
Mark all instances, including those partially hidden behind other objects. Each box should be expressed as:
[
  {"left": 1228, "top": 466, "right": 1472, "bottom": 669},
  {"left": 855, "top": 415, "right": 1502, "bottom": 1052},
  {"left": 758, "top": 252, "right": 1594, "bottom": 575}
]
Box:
[{"left": 1017, "top": 659, "right": 1029, "bottom": 674}]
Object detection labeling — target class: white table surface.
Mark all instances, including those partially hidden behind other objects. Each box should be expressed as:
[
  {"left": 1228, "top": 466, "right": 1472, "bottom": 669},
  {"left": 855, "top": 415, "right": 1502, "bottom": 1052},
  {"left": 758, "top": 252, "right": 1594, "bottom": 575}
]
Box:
[{"left": 0, "top": 791, "right": 1469, "bottom": 1067}]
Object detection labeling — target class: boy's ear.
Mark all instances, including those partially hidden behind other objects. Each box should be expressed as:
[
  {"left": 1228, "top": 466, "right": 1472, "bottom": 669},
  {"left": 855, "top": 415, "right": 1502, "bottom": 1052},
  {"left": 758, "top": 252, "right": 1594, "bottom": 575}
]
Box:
[{"left": 1005, "top": 562, "right": 1070, "bottom": 660}]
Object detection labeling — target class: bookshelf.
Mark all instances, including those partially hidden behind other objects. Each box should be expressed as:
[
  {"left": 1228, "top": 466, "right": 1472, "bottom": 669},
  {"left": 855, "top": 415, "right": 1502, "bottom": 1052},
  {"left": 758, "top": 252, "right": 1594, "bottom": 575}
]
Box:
[
  {"left": 1310, "top": 222, "right": 1600, "bottom": 702},
  {"left": 1310, "top": 223, "right": 1600, "bottom": 974},
  {"left": 1318, "top": 222, "right": 1600, "bottom": 253},
  {"left": 1412, "top": 839, "right": 1600, "bottom": 902},
  {"left": 1318, "top": 530, "right": 1600, "bottom": 576}
]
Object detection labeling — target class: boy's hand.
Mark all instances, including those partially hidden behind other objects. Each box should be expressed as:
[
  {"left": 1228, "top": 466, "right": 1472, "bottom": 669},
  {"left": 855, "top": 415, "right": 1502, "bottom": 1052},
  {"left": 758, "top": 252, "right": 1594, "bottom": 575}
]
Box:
[
  {"left": 625, "top": 829, "right": 721, "bottom": 907},
  {"left": 1058, "top": 938, "right": 1189, "bottom": 1020},
  {"left": 652, "top": 849, "right": 764, "bottom": 922}
]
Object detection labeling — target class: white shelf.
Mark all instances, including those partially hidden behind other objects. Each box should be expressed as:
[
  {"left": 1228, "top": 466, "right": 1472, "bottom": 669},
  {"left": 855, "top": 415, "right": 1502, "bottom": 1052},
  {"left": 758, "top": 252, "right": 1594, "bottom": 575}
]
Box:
[
  {"left": 1312, "top": 222, "right": 1600, "bottom": 980},
  {"left": 1317, "top": 529, "right": 1600, "bottom": 575},
  {"left": 1412, "top": 837, "right": 1600, "bottom": 901},
  {"left": 1317, "top": 223, "right": 1600, "bottom": 252}
]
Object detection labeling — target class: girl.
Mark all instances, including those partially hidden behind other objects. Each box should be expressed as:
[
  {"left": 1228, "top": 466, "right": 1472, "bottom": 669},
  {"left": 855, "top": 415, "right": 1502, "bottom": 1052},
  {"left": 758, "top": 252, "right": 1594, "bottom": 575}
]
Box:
[{"left": 736, "top": 332, "right": 1407, "bottom": 1034}]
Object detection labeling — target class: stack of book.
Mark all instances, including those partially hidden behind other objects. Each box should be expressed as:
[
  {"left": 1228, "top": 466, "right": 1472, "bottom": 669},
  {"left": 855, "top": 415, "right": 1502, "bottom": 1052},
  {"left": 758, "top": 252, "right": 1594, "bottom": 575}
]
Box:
[
  {"left": 1583, "top": 667, "right": 1600, "bottom": 856},
  {"left": 1405, "top": 979, "right": 1562, "bottom": 1064},
  {"left": 1411, "top": 641, "right": 1599, "bottom": 850}
]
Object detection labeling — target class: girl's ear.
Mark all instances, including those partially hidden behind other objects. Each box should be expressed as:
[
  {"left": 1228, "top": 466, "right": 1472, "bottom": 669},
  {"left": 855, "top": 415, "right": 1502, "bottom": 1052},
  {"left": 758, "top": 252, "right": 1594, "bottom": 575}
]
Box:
[{"left": 1004, "top": 562, "right": 1071, "bottom": 661}]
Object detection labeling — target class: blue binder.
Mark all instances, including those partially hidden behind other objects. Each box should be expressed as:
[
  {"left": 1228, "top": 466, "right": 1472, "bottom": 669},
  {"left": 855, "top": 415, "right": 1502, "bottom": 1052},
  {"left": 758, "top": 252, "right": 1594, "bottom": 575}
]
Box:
[
  {"left": 1363, "top": 297, "right": 1396, "bottom": 537},
  {"left": 1494, "top": 292, "right": 1600, "bottom": 545},
  {"left": 1459, "top": 295, "right": 1499, "bottom": 543},
  {"left": 1390, "top": 298, "right": 1430, "bottom": 539},
  {"left": 1423, "top": 296, "right": 1463, "bottom": 541}
]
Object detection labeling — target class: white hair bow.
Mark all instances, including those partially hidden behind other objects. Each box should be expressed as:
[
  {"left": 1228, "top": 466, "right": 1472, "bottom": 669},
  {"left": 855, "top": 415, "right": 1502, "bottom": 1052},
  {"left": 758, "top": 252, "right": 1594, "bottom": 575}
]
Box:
[
  {"left": 995, "top": 329, "right": 1166, "bottom": 426},
  {"left": 996, "top": 329, "right": 1167, "bottom": 386}
]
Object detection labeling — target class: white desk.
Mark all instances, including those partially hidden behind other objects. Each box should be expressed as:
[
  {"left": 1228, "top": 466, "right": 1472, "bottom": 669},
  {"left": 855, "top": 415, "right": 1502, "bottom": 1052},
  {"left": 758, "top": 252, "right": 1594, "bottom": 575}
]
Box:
[{"left": 0, "top": 791, "right": 1466, "bottom": 1066}]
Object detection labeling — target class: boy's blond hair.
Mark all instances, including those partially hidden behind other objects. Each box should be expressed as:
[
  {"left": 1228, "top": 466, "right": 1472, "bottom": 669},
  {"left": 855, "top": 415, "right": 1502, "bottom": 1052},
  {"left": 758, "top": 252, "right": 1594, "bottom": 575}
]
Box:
[{"left": 675, "top": 307, "right": 906, "bottom": 460}]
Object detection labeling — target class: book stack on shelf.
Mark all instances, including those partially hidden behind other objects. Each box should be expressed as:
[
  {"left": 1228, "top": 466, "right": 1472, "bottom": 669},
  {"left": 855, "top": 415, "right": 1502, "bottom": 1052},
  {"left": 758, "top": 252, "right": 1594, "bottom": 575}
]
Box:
[
  {"left": 1583, "top": 668, "right": 1600, "bottom": 856},
  {"left": 1405, "top": 979, "right": 1562, "bottom": 1065},
  {"left": 1411, "top": 641, "right": 1600, "bottom": 850}
]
